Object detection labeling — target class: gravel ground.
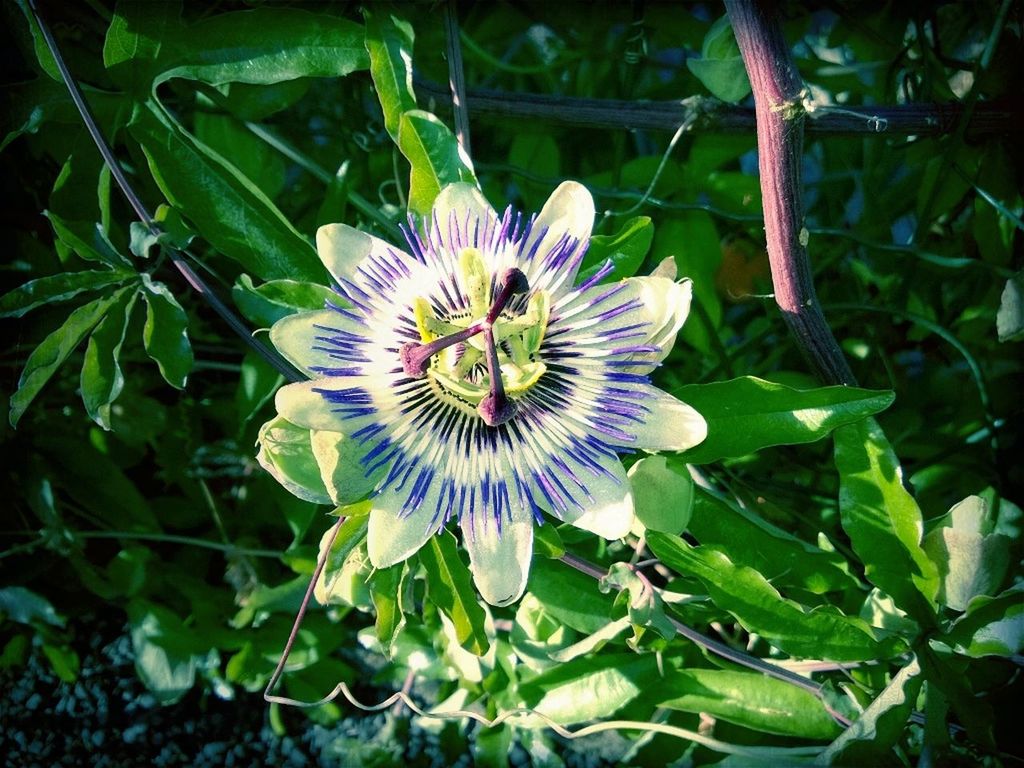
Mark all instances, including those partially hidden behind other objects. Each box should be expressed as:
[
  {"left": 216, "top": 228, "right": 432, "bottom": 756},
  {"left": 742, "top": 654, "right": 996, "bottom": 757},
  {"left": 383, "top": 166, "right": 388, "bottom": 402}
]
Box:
[{"left": 0, "top": 620, "right": 613, "bottom": 768}]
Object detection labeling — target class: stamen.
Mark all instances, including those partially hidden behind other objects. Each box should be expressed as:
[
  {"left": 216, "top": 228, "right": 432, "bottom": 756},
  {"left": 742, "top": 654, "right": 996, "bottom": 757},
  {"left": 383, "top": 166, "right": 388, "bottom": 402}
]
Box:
[
  {"left": 477, "top": 326, "right": 516, "bottom": 426},
  {"left": 400, "top": 323, "right": 481, "bottom": 378},
  {"left": 486, "top": 268, "right": 529, "bottom": 324}
]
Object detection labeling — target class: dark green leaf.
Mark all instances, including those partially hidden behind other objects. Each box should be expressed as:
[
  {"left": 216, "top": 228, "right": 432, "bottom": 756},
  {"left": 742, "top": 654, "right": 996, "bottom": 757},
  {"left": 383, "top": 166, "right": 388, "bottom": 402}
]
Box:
[
  {"left": 647, "top": 532, "right": 906, "bottom": 661},
  {"left": 370, "top": 564, "right": 407, "bottom": 658},
  {"left": 45, "top": 210, "right": 129, "bottom": 268},
  {"left": 41, "top": 644, "right": 79, "bottom": 683},
  {"left": 0, "top": 269, "right": 130, "bottom": 318},
  {"left": 687, "top": 487, "right": 857, "bottom": 594},
  {"left": 834, "top": 418, "right": 939, "bottom": 625},
  {"left": 129, "top": 101, "right": 324, "bottom": 282},
  {"left": 127, "top": 599, "right": 200, "bottom": 705},
  {"left": 397, "top": 110, "right": 477, "bottom": 218},
  {"left": 81, "top": 288, "right": 137, "bottom": 429},
  {"left": 577, "top": 216, "right": 653, "bottom": 283},
  {"left": 819, "top": 657, "right": 922, "bottom": 764},
  {"left": 9, "top": 293, "right": 122, "bottom": 427},
  {"left": 139, "top": 276, "right": 191, "bottom": 389},
  {"left": 675, "top": 377, "right": 895, "bottom": 464},
  {"left": 363, "top": 8, "right": 416, "bottom": 140},
  {"left": 519, "top": 652, "right": 660, "bottom": 725},
  {"left": 654, "top": 668, "right": 841, "bottom": 739},
  {"left": 418, "top": 531, "right": 489, "bottom": 656},
  {"left": 0, "top": 586, "right": 65, "bottom": 627}
]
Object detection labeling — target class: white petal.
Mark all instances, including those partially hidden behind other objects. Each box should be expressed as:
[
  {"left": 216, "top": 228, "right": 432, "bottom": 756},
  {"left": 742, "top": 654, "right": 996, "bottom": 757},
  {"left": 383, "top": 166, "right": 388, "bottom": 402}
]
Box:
[
  {"left": 269, "top": 309, "right": 366, "bottom": 377},
  {"left": 613, "top": 386, "right": 707, "bottom": 453},
  {"left": 634, "top": 277, "right": 693, "bottom": 366},
  {"left": 274, "top": 379, "right": 370, "bottom": 434},
  {"left": 366, "top": 484, "right": 443, "bottom": 568},
  {"left": 431, "top": 183, "right": 499, "bottom": 252},
  {"left": 461, "top": 506, "right": 534, "bottom": 606},
  {"left": 560, "top": 453, "right": 635, "bottom": 540},
  {"left": 316, "top": 224, "right": 418, "bottom": 285},
  {"left": 521, "top": 181, "right": 595, "bottom": 296}
]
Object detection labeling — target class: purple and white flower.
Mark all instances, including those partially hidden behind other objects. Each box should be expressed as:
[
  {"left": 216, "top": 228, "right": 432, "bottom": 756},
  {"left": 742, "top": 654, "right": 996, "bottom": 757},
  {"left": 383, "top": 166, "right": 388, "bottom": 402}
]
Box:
[{"left": 258, "top": 182, "right": 707, "bottom": 605}]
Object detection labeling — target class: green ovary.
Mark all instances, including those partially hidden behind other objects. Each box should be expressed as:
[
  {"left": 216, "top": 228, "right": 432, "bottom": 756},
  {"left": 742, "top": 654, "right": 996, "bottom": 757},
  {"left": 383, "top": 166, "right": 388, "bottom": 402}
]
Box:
[{"left": 415, "top": 249, "right": 550, "bottom": 408}]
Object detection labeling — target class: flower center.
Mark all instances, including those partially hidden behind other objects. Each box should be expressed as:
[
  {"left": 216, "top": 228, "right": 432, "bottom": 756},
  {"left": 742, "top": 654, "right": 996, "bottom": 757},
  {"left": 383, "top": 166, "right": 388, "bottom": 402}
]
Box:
[{"left": 399, "top": 248, "right": 550, "bottom": 426}]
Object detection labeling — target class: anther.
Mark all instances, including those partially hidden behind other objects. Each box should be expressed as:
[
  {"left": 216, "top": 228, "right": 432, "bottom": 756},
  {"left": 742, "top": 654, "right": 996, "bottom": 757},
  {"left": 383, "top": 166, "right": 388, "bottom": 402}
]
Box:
[{"left": 486, "top": 268, "right": 529, "bottom": 324}]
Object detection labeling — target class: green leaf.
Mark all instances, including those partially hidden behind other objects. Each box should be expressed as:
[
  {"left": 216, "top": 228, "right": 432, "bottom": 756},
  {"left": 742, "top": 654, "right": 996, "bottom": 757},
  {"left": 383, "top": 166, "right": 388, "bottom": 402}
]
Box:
[
  {"left": 943, "top": 586, "right": 1024, "bottom": 658},
  {"left": 45, "top": 210, "right": 129, "bottom": 268},
  {"left": 232, "top": 274, "right": 337, "bottom": 328},
  {"left": 0, "top": 269, "right": 130, "bottom": 319},
  {"left": 654, "top": 668, "right": 841, "bottom": 740},
  {"left": 628, "top": 455, "right": 693, "bottom": 535},
  {"left": 647, "top": 532, "right": 906, "bottom": 661},
  {"left": 140, "top": 276, "right": 192, "bottom": 389},
  {"left": 686, "top": 16, "right": 751, "bottom": 103},
  {"left": 314, "top": 515, "right": 371, "bottom": 607},
  {"left": 129, "top": 101, "right": 324, "bottom": 282},
  {"left": 194, "top": 112, "right": 286, "bottom": 199},
  {"left": 577, "top": 216, "right": 653, "bottom": 284},
  {"left": 236, "top": 350, "right": 283, "bottom": 426},
  {"left": 12, "top": 0, "right": 60, "bottom": 81},
  {"left": 9, "top": 293, "right": 122, "bottom": 427},
  {"left": 257, "top": 416, "right": 332, "bottom": 505},
  {"left": 918, "top": 647, "right": 994, "bottom": 748},
  {"left": 996, "top": 271, "right": 1024, "bottom": 341},
  {"left": 41, "top": 644, "right": 80, "bottom": 683},
  {"left": 370, "top": 564, "right": 407, "bottom": 658},
  {"left": 687, "top": 487, "right": 857, "bottom": 594},
  {"left": 519, "top": 652, "right": 661, "bottom": 725},
  {"left": 81, "top": 288, "right": 137, "bottom": 430},
  {"left": 363, "top": 8, "right": 417, "bottom": 141},
  {"left": 127, "top": 599, "right": 200, "bottom": 705},
  {"left": 818, "top": 657, "right": 922, "bottom": 765},
  {"left": 397, "top": 110, "right": 477, "bottom": 219},
  {"left": 922, "top": 495, "right": 1012, "bottom": 611},
  {"left": 600, "top": 563, "right": 676, "bottom": 642},
  {"left": 526, "top": 556, "right": 615, "bottom": 634},
  {"left": 676, "top": 377, "right": 895, "bottom": 464},
  {"left": 106, "top": 4, "right": 368, "bottom": 93},
  {"left": 0, "top": 586, "right": 65, "bottom": 627},
  {"left": 834, "top": 418, "right": 939, "bottom": 625},
  {"left": 418, "top": 531, "right": 489, "bottom": 656}
]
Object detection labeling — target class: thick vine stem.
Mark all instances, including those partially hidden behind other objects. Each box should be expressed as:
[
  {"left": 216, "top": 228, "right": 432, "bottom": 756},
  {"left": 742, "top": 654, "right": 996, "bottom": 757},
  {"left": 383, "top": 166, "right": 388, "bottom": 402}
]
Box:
[{"left": 725, "top": 0, "right": 857, "bottom": 386}]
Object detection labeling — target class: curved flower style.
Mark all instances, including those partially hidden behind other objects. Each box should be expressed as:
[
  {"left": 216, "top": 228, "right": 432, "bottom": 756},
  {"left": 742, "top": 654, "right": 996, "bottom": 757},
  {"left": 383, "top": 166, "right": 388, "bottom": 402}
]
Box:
[{"left": 258, "top": 182, "right": 707, "bottom": 606}]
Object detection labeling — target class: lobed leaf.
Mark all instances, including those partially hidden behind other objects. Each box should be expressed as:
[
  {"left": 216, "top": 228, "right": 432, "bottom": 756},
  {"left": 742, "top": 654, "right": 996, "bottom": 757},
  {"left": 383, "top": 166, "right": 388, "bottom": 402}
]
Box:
[
  {"left": 674, "top": 376, "right": 896, "bottom": 464},
  {"left": 9, "top": 292, "right": 124, "bottom": 427}
]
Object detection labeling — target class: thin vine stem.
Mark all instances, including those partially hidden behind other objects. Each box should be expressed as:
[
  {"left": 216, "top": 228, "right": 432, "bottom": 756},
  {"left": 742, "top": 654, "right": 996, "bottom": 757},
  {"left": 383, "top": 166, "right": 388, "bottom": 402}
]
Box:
[{"left": 444, "top": 0, "right": 472, "bottom": 156}]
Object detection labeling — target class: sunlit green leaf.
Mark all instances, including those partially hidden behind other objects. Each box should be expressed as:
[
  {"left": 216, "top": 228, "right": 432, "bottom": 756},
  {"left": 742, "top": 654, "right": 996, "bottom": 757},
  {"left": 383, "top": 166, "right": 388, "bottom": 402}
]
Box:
[
  {"left": 578, "top": 215, "right": 653, "bottom": 283},
  {"left": 675, "top": 377, "right": 895, "bottom": 464},
  {"left": 363, "top": 8, "right": 416, "bottom": 141},
  {"left": 418, "top": 531, "right": 489, "bottom": 656},
  {"left": 655, "top": 668, "right": 841, "bottom": 739},
  {"left": 397, "top": 110, "right": 477, "bottom": 219},
  {"left": 232, "top": 274, "right": 337, "bottom": 328},
  {"left": 647, "top": 532, "right": 906, "bottom": 661},
  {"left": 834, "top": 418, "right": 939, "bottom": 625}
]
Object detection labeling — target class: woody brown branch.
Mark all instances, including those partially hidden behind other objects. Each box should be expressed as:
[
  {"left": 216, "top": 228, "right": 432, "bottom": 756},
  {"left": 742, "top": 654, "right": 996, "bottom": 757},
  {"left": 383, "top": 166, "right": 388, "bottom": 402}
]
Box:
[{"left": 725, "top": 0, "right": 857, "bottom": 386}]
